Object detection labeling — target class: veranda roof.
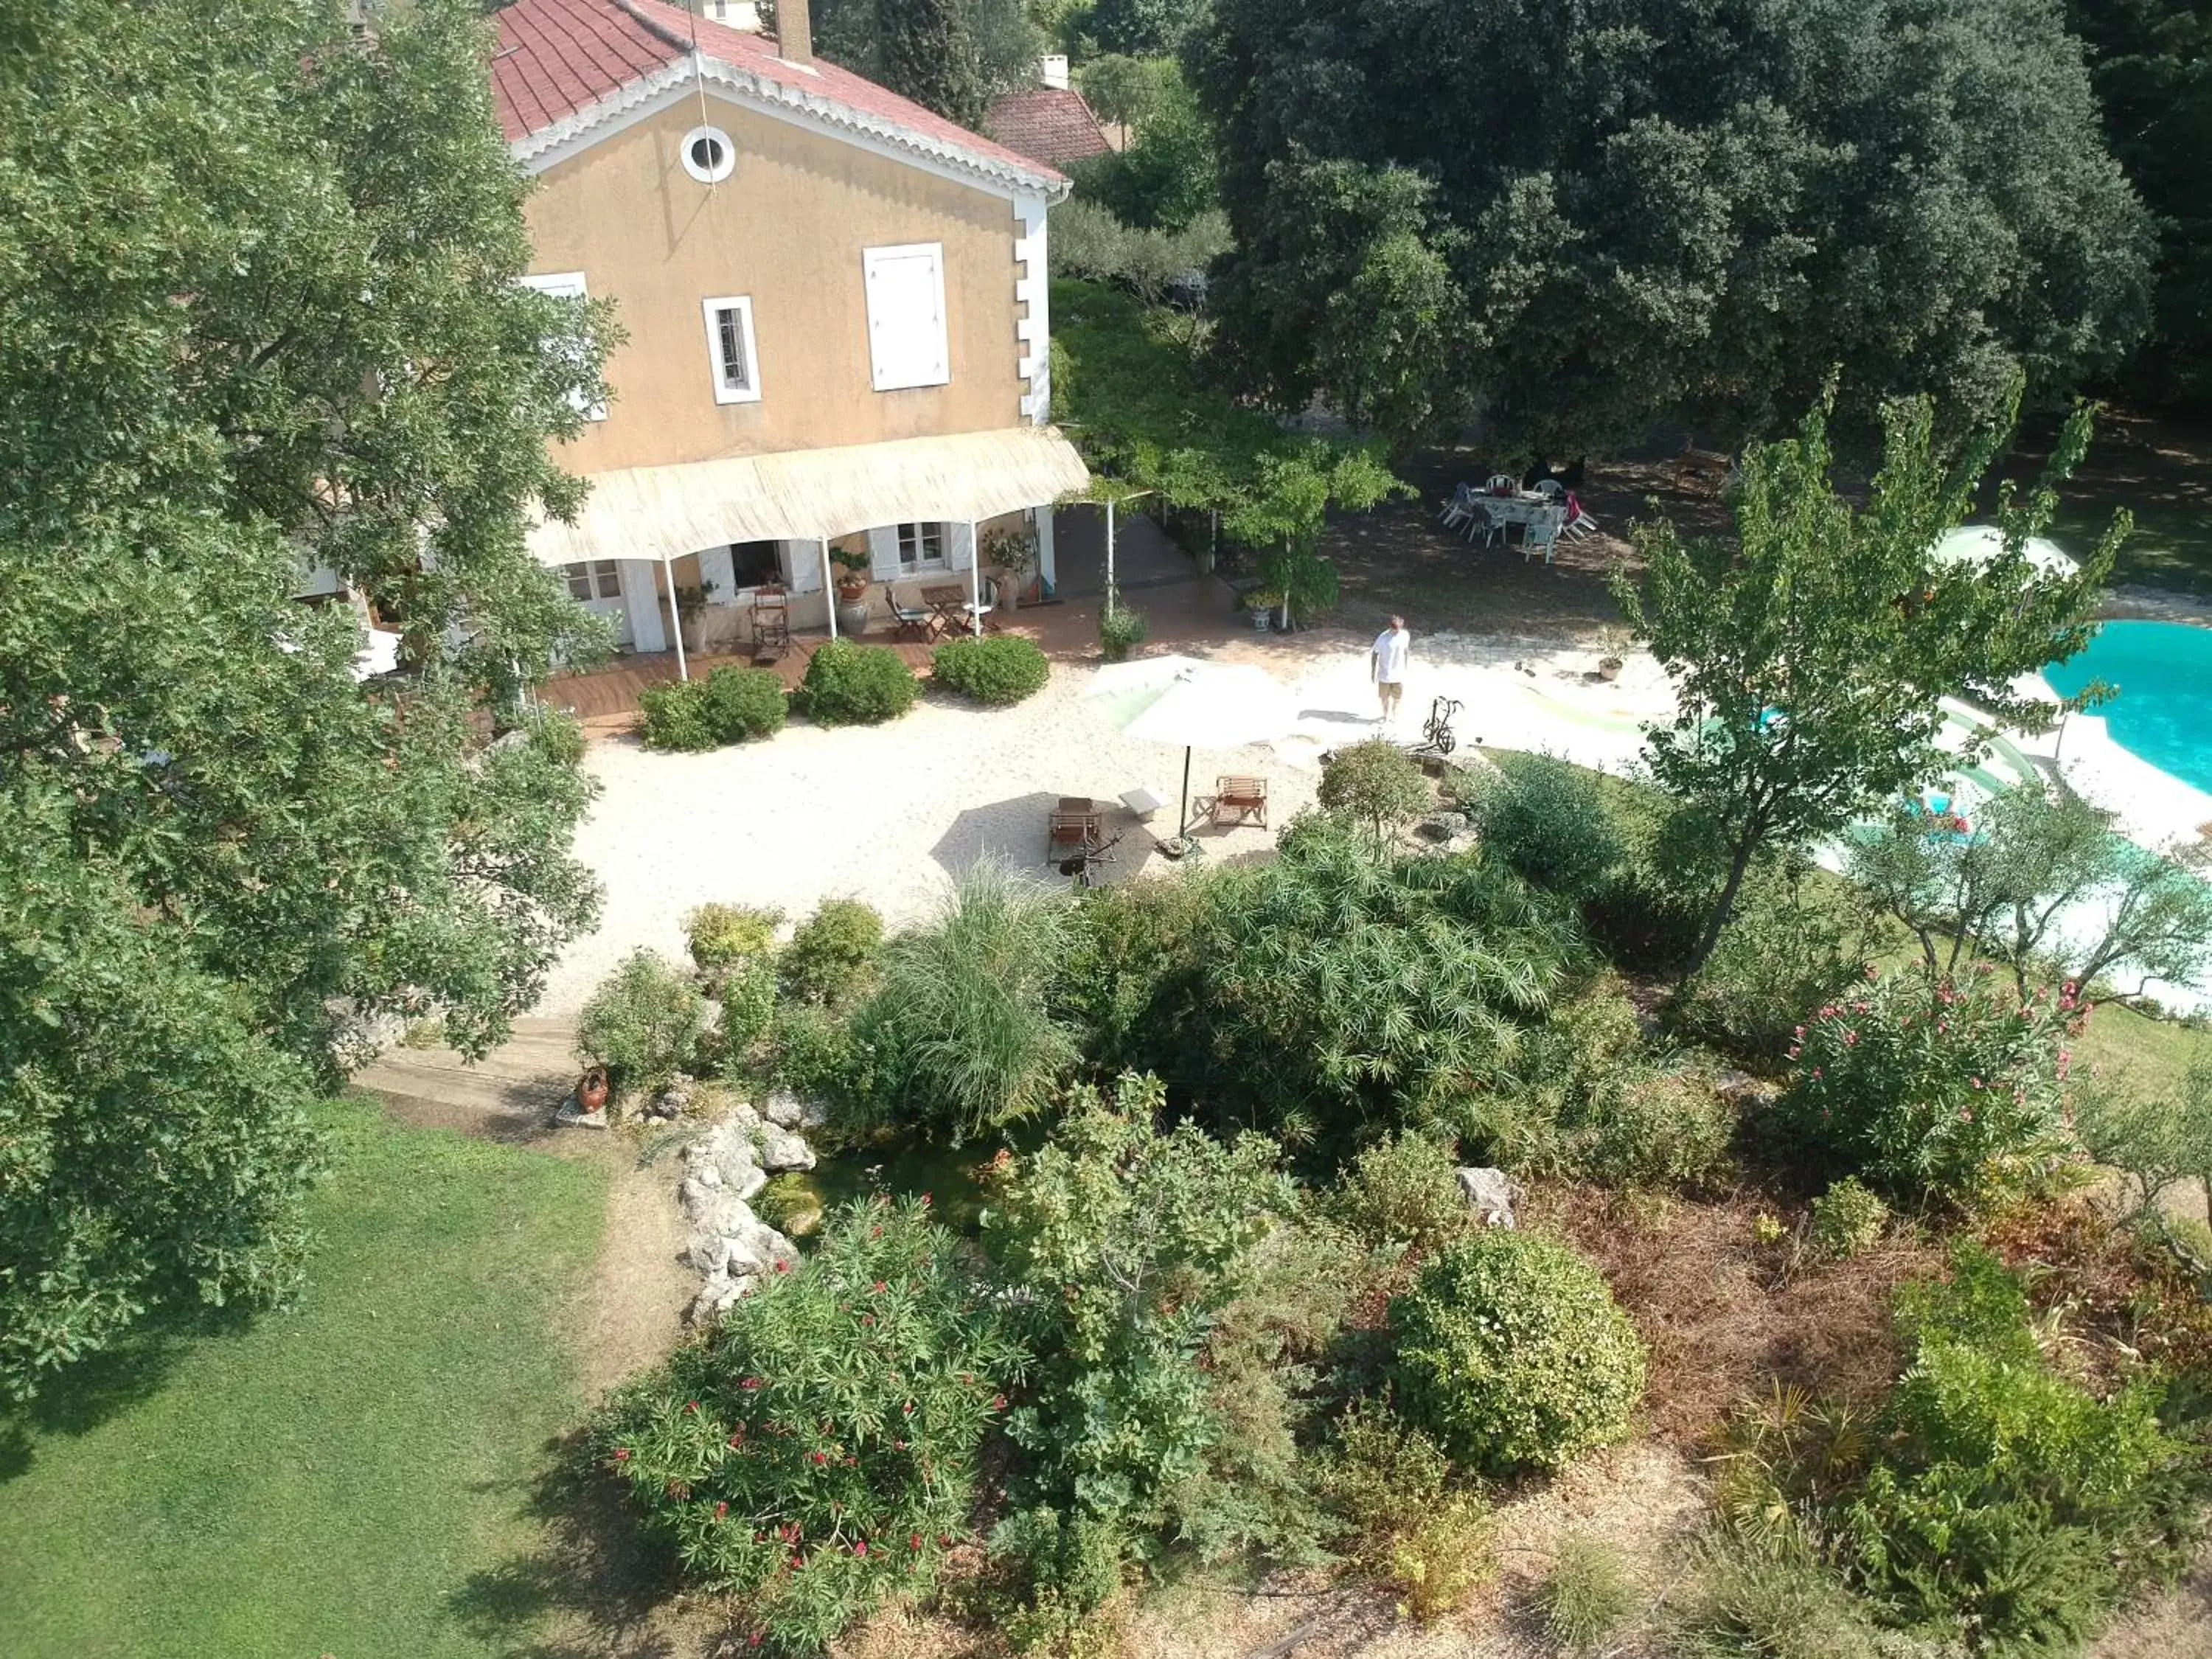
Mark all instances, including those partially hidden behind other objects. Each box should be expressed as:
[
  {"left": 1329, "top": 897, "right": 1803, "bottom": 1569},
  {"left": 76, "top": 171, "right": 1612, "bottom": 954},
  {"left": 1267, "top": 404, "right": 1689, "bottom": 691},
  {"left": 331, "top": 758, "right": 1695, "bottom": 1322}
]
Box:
[{"left": 526, "top": 426, "right": 1091, "bottom": 568}]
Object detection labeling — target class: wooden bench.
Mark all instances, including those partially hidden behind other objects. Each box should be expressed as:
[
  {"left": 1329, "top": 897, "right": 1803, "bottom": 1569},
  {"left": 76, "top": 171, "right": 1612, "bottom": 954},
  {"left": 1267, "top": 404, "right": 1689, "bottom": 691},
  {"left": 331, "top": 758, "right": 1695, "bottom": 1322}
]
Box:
[{"left": 1210, "top": 775, "right": 1268, "bottom": 829}]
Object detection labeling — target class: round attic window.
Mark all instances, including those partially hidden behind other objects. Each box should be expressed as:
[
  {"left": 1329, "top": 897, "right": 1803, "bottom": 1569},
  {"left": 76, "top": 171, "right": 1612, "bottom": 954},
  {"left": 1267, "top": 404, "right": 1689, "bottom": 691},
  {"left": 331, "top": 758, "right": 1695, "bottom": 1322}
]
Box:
[{"left": 681, "top": 125, "right": 736, "bottom": 184}]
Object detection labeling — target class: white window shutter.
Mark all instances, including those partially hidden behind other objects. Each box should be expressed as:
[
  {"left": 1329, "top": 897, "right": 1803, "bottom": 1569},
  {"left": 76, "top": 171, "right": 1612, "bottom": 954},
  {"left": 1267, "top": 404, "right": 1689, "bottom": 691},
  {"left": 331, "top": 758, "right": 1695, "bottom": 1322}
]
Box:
[
  {"left": 787, "top": 539, "right": 823, "bottom": 595},
  {"left": 863, "top": 244, "right": 950, "bottom": 392},
  {"left": 866, "top": 528, "right": 902, "bottom": 581},
  {"left": 947, "top": 522, "right": 975, "bottom": 572},
  {"left": 696, "top": 546, "right": 738, "bottom": 604}
]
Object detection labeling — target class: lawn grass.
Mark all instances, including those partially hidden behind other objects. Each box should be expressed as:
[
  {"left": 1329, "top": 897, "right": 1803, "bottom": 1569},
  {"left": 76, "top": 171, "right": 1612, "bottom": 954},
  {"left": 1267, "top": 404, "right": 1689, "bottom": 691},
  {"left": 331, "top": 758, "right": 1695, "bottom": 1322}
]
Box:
[{"left": 0, "top": 1096, "right": 607, "bottom": 1659}]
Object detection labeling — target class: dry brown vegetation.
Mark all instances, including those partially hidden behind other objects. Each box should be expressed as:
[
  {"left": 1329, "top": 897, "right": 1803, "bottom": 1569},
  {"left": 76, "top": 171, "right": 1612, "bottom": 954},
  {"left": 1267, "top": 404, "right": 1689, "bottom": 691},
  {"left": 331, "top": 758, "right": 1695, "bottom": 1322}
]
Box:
[{"left": 1531, "top": 1184, "right": 1944, "bottom": 1442}]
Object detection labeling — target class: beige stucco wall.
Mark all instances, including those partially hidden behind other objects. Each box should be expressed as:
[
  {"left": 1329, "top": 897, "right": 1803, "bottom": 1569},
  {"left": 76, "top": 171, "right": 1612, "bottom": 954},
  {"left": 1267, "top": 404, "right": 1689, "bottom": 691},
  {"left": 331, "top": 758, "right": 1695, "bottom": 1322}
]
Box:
[{"left": 525, "top": 93, "right": 1026, "bottom": 473}]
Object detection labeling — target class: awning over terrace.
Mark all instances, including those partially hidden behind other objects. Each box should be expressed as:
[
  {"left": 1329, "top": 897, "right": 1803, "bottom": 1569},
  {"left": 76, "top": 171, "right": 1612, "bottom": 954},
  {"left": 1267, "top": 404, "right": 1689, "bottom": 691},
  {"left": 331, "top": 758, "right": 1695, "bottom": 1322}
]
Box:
[{"left": 525, "top": 425, "right": 1091, "bottom": 570}]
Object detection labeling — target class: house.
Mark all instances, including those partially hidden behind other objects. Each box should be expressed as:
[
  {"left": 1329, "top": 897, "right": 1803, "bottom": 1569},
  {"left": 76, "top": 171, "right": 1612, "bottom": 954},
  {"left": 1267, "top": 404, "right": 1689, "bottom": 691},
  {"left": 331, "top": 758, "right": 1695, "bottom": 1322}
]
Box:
[
  {"left": 495, "top": 0, "right": 1089, "bottom": 670},
  {"left": 987, "top": 58, "right": 1113, "bottom": 171}
]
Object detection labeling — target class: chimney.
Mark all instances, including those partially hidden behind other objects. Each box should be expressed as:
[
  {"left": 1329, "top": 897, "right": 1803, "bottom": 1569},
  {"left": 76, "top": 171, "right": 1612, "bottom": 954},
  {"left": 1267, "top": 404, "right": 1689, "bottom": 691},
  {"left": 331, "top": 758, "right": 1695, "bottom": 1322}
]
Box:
[
  {"left": 776, "top": 0, "right": 813, "bottom": 64},
  {"left": 1040, "top": 53, "right": 1069, "bottom": 91}
]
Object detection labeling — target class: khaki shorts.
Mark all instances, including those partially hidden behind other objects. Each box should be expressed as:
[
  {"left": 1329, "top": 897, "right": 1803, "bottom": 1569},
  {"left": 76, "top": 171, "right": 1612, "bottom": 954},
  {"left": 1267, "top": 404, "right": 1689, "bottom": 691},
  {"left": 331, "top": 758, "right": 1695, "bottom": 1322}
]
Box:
[{"left": 1378, "top": 680, "right": 1404, "bottom": 710}]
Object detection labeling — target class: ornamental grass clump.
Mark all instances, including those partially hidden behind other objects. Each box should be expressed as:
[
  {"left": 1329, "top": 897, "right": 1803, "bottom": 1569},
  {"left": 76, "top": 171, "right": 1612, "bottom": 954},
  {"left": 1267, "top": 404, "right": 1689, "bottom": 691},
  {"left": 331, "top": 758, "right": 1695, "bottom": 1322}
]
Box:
[
  {"left": 594, "top": 1197, "right": 1026, "bottom": 1657},
  {"left": 1777, "top": 968, "right": 2080, "bottom": 1210},
  {"left": 931, "top": 635, "right": 1050, "bottom": 706},
  {"left": 1391, "top": 1229, "right": 1646, "bottom": 1475}
]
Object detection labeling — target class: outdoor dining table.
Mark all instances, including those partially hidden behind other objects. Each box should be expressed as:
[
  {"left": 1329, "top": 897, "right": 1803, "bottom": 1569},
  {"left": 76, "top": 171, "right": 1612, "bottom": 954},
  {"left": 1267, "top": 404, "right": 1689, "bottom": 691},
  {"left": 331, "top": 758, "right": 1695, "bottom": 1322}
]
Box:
[{"left": 1480, "top": 492, "right": 1568, "bottom": 535}]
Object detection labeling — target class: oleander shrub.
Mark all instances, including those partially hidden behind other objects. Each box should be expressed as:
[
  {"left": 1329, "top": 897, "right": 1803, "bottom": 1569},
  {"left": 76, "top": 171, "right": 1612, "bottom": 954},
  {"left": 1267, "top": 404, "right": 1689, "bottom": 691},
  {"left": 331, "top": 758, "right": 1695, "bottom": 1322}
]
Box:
[
  {"left": 1470, "top": 751, "right": 1627, "bottom": 902},
  {"left": 686, "top": 902, "right": 782, "bottom": 970},
  {"left": 577, "top": 950, "right": 708, "bottom": 1099},
  {"left": 1332, "top": 1131, "right": 1470, "bottom": 1251},
  {"left": 719, "top": 958, "right": 779, "bottom": 1059},
  {"left": 1807, "top": 1177, "right": 1889, "bottom": 1260},
  {"left": 1098, "top": 604, "right": 1149, "bottom": 662},
  {"left": 640, "top": 666, "right": 787, "bottom": 750},
  {"left": 1391, "top": 1229, "right": 1646, "bottom": 1475},
  {"left": 793, "top": 640, "right": 919, "bottom": 726},
  {"left": 1776, "top": 970, "right": 2079, "bottom": 1210},
  {"left": 931, "top": 635, "right": 1050, "bottom": 706},
  {"left": 779, "top": 899, "right": 884, "bottom": 1009},
  {"left": 594, "top": 1197, "right": 1024, "bottom": 1657}
]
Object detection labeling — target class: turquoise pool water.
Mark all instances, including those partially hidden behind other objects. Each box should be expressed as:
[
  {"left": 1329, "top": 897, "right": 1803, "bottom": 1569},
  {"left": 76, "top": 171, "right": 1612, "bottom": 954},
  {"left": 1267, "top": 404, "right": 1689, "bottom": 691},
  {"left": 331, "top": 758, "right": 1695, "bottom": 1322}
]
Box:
[{"left": 2042, "top": 621, "right": 2212, "bottom": 794}]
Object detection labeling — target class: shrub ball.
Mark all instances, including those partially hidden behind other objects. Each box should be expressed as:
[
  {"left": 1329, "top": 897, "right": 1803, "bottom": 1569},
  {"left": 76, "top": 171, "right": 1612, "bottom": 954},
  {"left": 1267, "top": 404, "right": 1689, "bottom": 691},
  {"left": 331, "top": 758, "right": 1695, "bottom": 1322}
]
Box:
[{"left": 1391, "top": 1229, "right": 1646, "bottom": 1475}]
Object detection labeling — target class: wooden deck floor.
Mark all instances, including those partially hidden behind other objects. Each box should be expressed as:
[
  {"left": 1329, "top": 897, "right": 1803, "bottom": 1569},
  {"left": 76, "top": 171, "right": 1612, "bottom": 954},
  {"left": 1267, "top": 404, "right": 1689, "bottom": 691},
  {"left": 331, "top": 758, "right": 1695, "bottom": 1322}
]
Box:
[{"left": 546, "top": 577, "right": 1242, "bottom": 734}]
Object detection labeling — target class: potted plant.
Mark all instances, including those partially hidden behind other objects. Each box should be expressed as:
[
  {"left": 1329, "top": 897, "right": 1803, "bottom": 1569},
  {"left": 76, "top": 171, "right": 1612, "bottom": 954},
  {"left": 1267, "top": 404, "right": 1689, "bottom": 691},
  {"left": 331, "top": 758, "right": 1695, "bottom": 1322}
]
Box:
[
  {"left": 1595, "top": 625, "right": 1628, "bottom": 682},
  {"left": 673, "top": 578, "right": 717, "bottom": 652},
  {"left": 827, "top": 545, "right": 872, "bottom": 637},
  {"left": 1245, "top": 589, "right": 1282, "bottom": 631},
  {"left": 981, "top": 524, "right": 1037, "bottom": 613}
]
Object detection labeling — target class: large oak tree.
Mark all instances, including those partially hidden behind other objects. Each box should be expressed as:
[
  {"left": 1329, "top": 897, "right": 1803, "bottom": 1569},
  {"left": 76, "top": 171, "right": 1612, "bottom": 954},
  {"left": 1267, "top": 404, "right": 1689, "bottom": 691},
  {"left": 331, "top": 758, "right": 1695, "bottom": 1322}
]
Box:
[
  {"left": 0, "top": 0, "right": 607, "bottom": 1394},
  {"left": 1191, "top": 0, "right": 2155, "bottom": 455}
]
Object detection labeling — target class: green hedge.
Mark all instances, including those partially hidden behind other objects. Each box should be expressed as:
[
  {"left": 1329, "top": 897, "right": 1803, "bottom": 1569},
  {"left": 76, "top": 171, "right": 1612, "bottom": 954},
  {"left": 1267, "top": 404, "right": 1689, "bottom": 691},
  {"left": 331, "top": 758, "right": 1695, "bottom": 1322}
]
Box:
[
  {"left": 638, "top": 665, "right": 787, "bottom": 751},
  {"left": 932, "top": 635, "right": 1050, "bottom": 706},
  {"left": 794, "top": 640, "right": 920, "bottom": 726},
  {"left": 1391, "top": 1229, "right": 1646, "bottom": 1475}
]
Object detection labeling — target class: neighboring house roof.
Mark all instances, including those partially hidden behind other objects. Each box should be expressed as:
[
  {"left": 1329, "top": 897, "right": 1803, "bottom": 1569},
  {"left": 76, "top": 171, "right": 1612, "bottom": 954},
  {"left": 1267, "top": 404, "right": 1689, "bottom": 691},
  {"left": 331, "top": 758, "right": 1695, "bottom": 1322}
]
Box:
[
  {"left": 493, "top": 0, "right": 1068, "bottom": 198},
  {"left": 985, "top": 87, "right": 1110, "bottom": 169}
]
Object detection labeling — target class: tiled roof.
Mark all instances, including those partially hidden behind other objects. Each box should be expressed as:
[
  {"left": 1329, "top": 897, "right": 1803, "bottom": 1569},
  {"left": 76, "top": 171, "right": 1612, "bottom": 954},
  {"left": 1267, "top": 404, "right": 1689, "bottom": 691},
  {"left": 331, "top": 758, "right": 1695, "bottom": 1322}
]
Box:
[
  {"left": 491, "top": 0, "right": 1065, "bottom": 194},
  {"left": 985, "top": 88, "right": 1110, "bottom": 168}
]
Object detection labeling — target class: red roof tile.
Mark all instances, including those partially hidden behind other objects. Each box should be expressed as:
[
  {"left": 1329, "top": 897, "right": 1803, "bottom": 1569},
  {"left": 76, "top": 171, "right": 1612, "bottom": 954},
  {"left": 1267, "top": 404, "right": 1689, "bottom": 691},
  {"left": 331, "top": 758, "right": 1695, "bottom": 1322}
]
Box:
[
  {"left": 491, "top": 0, "right": 1063, "bottom": 190},
  {"left": 985, "top": 88, "right": 1111, "bottom": 168}
]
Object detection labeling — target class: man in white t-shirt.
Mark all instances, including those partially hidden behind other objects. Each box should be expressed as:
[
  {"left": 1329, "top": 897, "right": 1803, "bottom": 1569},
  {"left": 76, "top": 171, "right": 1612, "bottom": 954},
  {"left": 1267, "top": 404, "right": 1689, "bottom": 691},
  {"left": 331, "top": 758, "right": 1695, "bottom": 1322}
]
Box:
[{"left": 1371, "top": 615, "right": 1411, "bottom": 723}]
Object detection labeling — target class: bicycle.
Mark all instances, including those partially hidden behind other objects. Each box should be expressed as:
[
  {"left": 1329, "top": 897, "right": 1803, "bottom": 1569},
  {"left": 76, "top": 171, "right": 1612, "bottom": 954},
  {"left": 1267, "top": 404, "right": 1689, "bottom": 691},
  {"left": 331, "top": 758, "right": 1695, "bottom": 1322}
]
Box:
[{"left": 1411, "top": 695, "right": 1462, "bottom": 759}]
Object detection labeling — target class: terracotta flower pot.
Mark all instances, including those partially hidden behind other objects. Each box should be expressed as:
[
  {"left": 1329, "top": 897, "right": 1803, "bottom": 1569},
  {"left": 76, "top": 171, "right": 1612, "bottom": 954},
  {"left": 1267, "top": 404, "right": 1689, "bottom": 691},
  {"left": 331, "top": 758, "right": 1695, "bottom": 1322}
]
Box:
[{"left": 579, "top": 1065, "right": 610, "bottom": 1114}]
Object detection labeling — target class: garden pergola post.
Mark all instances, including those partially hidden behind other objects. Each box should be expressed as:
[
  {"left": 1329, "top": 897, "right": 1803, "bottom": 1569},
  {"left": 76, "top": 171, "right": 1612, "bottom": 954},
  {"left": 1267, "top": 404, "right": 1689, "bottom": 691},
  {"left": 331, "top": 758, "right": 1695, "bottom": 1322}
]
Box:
[
  {"left": 662, "top": 552, "right": 688, "bottom": 681},
  {"left": 819, "top": 538, "right": 838, "bottom": 640}
]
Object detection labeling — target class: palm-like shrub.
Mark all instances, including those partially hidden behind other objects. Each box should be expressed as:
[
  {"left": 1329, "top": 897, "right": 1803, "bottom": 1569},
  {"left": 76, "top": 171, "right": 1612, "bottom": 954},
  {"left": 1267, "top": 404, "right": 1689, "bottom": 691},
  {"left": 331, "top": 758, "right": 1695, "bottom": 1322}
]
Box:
[
  {"left": 854, "top": 863, "right": 1077, "bottom": 1142},
  {"left": 931, "top": 636, "right": 1049, "bottom": 705},
  {"left": 794, "top": 640, "right": 919, "bottom": 726},
  {"left": 1186, "top": 818, "right": 1573, "bottom": 1145},
  {"left": 577, "top": 949, "right": 706, "bottom": 1098},
  {"left": 594, "top": 1197, "right": 1024, "bottom": 1656},
  {"left": 1391, "top": 1229, "right": 1646, "bottom": 1474}
]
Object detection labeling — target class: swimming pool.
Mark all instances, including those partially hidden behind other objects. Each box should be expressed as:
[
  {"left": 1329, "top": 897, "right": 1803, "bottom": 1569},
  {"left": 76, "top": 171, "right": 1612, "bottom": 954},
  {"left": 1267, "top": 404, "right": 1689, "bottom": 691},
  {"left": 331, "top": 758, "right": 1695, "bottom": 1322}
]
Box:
[{"left": 2042, "top": 620, "right": 2212, "bottom": 794}]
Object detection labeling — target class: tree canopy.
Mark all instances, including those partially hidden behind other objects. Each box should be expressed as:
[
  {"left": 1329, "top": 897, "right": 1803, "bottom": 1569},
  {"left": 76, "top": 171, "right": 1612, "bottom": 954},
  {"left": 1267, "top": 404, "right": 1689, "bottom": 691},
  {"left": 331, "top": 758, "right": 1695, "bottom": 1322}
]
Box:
[
  {"left": 2065, "top": 0, "right": 2212, "bottom": 407},
  {"left": 1617, "top": 390, "right": 2118, "bottom": 974},
  {"left": 1191, "top": 0, "right": 2155, "bottom": 455},
  {"left": 0, "top": 0, "right": 605, "bottom": 1395},
  {"left": 777, "top": 0, "right": 1034, "bottom": 120}
]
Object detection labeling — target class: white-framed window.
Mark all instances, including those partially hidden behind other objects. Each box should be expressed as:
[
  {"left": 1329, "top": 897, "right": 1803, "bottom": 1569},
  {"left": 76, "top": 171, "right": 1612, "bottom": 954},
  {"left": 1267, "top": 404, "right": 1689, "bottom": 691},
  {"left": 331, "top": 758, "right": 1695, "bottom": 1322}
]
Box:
[
  {"left": 518, "top": 271, "right": 607, "bottom": 422},
  {"left": 896, "top": 522, "right": 947, "bottom": 570},
  {"left": 681, "top": 125, "right": 737, "bottom": 185},
  {"left": 863, "top": 243, "right": 950, "bottom": 392},
  {"left": 701, "top": 294, "right": 762, "bottom": 405},
  {"left": 565, "top": 559, "right": 622, "bottom": 602}
]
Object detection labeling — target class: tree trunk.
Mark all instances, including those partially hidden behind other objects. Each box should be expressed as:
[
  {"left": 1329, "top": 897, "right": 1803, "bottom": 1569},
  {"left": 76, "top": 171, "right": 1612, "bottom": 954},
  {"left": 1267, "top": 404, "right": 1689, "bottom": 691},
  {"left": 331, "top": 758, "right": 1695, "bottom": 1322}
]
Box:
[{"left": 1683, "top": 838, "right": 1759, "bottom": 981}]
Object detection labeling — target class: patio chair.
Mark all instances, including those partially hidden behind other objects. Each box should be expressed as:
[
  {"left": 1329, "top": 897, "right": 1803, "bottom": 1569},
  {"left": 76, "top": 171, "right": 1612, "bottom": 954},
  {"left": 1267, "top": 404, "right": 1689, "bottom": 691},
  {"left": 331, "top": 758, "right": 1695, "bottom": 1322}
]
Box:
[
  {"left": 1485, "top": 473, "right": 1520, "bottom": 495},
  {"left": 751, "top": 586, "right": 790, "bottom": 658},
  {"left": 1439, "top": 483, "right": 1477, "bottom": 531},
  {"left": 1533, "top": 479, "right": 1565, "bottom": 500},
  {"left": 1561, "top": 493, "right": 1599, "bottom": 540},
  {"left": 1046, "top": 796, "right": 1104, "bottom": 860},
  {"left": 1522, "top": 514, "right": 1562, "bottom": 566},
  {"left": 1211, "top": 775, "right": 1268, "bottom": 829},
  {"left": 1463, "top": 501, "right": 1501, "bottom": 547},
  {"left": 888, "top": 588, "right": 938, "bottom": 643}
]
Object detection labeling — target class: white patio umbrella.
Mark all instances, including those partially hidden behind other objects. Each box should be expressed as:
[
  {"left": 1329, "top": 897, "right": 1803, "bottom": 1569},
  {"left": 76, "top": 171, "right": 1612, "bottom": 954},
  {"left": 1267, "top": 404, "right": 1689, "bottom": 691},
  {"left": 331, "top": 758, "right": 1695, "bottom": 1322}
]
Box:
[
  {"left": 1086, "top": 655, "right": 1302, "bottom": 838},
  {"left": 1933, "top": 524, "right": 2078, "bottom": 580}
]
